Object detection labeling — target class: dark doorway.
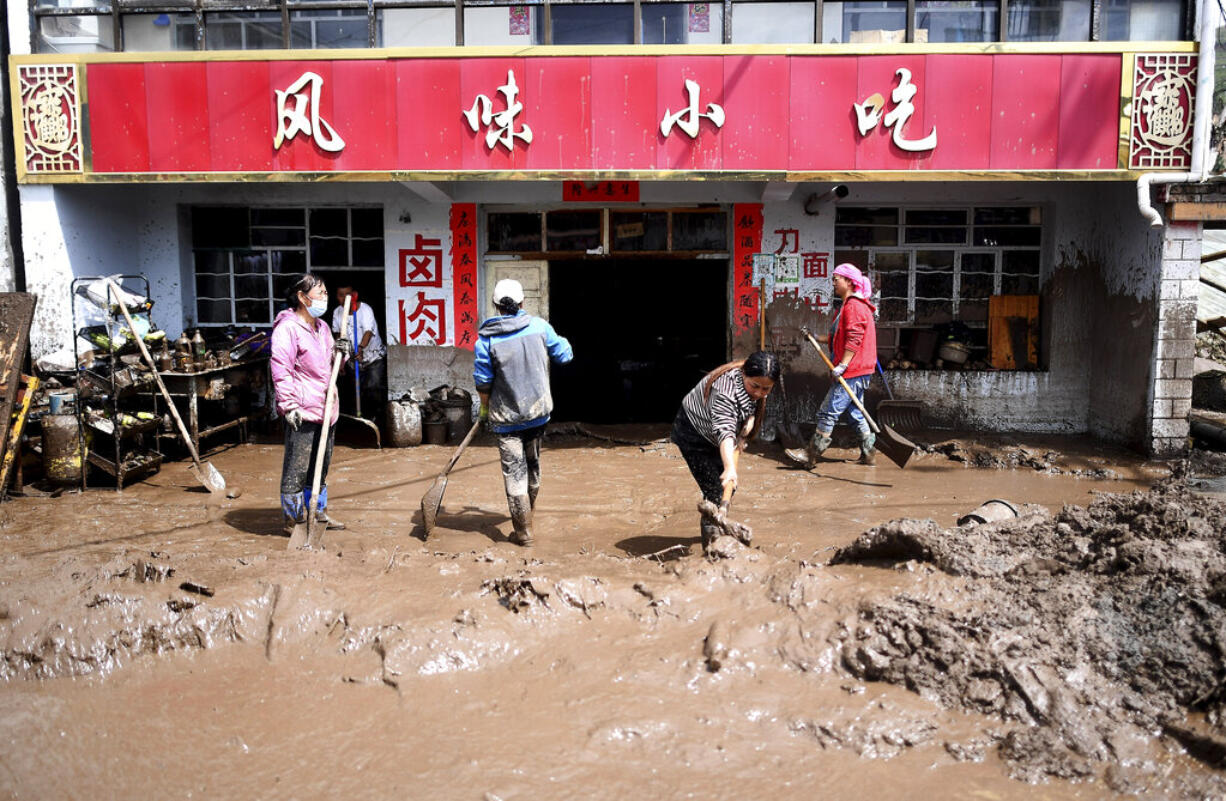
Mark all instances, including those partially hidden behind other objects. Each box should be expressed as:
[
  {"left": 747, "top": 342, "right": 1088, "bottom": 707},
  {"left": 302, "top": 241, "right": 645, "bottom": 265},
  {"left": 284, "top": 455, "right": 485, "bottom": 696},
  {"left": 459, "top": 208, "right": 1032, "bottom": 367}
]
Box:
[
  {"left": 548, "top": 258, "right": 727, "bottom": 423},
  {"left": 316, "top": 269, "right": 385, "bottom": 417}
]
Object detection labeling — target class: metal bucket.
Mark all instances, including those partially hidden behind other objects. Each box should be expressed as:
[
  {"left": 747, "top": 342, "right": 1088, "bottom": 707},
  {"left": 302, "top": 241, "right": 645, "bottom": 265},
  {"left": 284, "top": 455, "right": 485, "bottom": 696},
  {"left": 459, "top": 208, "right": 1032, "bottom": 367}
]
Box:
[
  {"left": 422, "top": 419, "right": 448, "bottom": 445},
  {"left": 42, "top": 414, "right": 84, "bottom": 485},
  {"left": 957, "top": 499, "right": 1018, "bottom": 526},
  {"left": 385, "top": 399, "right": 423, "bottom": 447}
]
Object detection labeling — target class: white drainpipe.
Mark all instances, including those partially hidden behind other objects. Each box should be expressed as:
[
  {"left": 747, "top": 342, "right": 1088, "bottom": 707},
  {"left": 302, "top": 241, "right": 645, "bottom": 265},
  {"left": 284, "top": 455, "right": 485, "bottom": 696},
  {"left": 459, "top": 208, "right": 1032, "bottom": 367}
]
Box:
[{"left": 1136, "top": 0, "right": 1219, "bottom": 226}]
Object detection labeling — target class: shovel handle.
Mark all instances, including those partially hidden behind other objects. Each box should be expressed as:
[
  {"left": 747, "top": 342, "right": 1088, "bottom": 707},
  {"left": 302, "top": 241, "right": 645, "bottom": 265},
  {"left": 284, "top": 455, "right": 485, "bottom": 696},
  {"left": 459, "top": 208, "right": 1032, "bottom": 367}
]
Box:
[
  {"left": 800, "top": 326, "right": 881, "bottom": 435},
  {"left": 442, "top": 418, "right": 482, "bottom": 476},
  {"left": 103, "top": 278, "right": 205, "bottom": 468},
  {"left": 720, "top": 445, "right": 740, "bottom": 510}
]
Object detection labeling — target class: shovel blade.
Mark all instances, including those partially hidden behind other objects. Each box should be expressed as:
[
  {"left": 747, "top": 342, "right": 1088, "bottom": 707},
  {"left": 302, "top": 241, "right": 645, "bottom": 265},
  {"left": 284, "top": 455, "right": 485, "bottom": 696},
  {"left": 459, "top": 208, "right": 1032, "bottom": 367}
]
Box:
[
  {"left": 876, "top": 421, "right": 917, "bottom": 469},
  {"left": 287, "top": 519, "right": 309, "bottom": 550},
  {"left": 421, "top": 474, "right": 448, "bottom": 536},
  {"left": 189, "top": 461, "right": 227, "bottom": 494}
]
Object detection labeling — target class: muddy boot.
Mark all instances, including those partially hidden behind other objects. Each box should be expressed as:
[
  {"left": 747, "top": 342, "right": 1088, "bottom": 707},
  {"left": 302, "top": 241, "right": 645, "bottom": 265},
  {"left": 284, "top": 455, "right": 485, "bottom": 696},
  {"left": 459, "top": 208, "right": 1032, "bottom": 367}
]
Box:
[
  {"left": 858, "top": 433, "right": 877, "bottom": 466},
  {"left": 281, "top": 492, "right": 305, "bottom": 537},
  {"left": 785, "top": 433, "right": 832, "bottom": 468},
  {"left": 528, "top": 484, "right": 540, "bottom": 511},
  {"left": 700, "top": 522, "right": 721, "bottom": 554},
  {"left": 507, "top": 494, "right": 534, "bottom": 546},
  {"left": 307, "top": 486, "right": 345, "bottom": 530}
]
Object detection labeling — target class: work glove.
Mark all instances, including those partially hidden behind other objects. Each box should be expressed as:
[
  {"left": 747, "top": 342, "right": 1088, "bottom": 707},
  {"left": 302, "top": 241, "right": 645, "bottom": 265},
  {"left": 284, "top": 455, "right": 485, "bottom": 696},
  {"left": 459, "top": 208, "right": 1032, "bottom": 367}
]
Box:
[
  {"left": 285, "top": 408, "right": 303, "bottom": 430},
  {"left": 831, "top": 364, "right": 847, "bottom": 378}
]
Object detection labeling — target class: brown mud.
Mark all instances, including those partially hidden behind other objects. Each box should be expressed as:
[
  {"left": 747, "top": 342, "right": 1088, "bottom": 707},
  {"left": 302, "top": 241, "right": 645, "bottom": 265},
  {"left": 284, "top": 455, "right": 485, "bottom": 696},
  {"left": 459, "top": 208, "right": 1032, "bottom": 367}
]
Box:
[{"left": 0, "top": 430, "right": 1221, "bottom": 799}]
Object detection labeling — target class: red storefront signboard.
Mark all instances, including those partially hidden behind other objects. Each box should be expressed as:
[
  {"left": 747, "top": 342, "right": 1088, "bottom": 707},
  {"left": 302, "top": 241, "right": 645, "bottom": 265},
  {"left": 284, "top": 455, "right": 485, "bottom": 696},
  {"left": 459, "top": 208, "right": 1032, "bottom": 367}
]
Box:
[{"left": 12, "top": 50, "right": 1194, "bottom": 180}]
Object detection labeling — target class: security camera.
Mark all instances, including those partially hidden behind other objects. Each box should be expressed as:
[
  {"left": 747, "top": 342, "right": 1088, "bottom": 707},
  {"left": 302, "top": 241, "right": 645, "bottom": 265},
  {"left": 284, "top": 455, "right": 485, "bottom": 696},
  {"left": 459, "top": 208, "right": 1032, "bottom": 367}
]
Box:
[{"left": 804, "top": 185, "right": 850, "bottom": 215}]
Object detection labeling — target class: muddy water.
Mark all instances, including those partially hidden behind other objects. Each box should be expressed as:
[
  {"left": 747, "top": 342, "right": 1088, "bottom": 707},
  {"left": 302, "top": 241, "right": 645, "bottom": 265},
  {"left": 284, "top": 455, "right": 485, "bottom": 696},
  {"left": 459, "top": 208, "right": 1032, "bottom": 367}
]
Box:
[{"left": 0, "top": 430, "right": 1209, "bottom": 799}]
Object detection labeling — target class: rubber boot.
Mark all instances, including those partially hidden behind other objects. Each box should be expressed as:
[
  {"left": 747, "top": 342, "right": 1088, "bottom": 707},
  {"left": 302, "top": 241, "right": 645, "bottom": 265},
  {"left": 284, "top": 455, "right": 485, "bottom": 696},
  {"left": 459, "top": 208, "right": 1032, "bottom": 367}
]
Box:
[
  {"left": 785, "top": 433, "right": 832, "bottom": 468},
  {"left": 528, "top": 484, "right": 540, "bottom": 511},
  {"left": 281, "top": 492, "right": 305, "bottom": 537},
  {"left": 508, "top": 494, "right": 534, "bottom": 546},
  {"left": 306, "top": 486, "right": 345, "bottom": 530},
  {"left": 859, "top": 433, "right": 877, "bottom": 466}
]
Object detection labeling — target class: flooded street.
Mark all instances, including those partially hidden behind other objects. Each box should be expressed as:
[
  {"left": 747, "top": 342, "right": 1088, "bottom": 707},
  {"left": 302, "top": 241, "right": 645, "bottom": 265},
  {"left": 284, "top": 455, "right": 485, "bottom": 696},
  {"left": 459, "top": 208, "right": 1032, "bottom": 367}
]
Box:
[{"left": 0, "top": 431, "right": 1222, "bottom": 800}]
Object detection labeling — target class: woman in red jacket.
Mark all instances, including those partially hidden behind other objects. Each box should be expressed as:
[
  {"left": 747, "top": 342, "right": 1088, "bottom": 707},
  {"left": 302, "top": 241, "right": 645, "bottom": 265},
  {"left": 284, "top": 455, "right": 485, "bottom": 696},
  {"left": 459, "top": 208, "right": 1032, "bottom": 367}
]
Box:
[{"left": 786, "top": 263, "right": 879, "bottom": 467}]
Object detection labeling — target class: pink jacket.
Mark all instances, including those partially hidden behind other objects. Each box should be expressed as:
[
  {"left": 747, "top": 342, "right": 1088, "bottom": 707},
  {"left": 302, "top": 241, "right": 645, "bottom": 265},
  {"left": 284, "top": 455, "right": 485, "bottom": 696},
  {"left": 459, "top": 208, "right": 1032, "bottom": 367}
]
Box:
[{"left": 270, "top": 308, "right": 341, "bottom": 425}]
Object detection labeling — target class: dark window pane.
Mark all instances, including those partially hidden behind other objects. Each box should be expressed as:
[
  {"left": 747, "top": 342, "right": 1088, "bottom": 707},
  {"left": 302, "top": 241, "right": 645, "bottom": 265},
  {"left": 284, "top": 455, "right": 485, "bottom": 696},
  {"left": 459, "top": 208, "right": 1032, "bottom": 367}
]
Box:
[
  {"left": 290, "top": 20, "right": 313, "bottom": 48},
  {"left": 836, "top": 226, "right": 898, "bottom": 247},
  {"left": 272, "top": 273, "right": 299, "bottom": 301},
  {"left": 905, "top": 209, "right": 967, "bottom": 226},
  {"left": 196, "top": 273, "right": 230, "bottom": 298},
  {"left": 611, "top": 212, "right": 668, "bottom": 251},
  {"left": 1003, "top": 250, "right": 1041, "bottom": 276},
  {"left": 1002, "top": 274, "right": 1040, "bottom": 294},
  {"left": 251, "top": 208, "right": 303, "bottom": 227},
  {"left": 352, "top": 239, "right": 384, "bottom": 266},
  {"left": 351, "top": 208, "right": 383, "bottom": 238},
  {"left": 195, "top": 251, "right": 228, "bottom": 274},
  {"left": 916, "top": 272, "right": 953, "bottom": 298},
  {"left": 252, "top": 227, "right": 306, "bottom": 247},
  {"left": 234, "top": 251, "right": 268, "bottom": 273},
  {"left": 880, "top": 298, "right": 909, "bottom": 322},
  {"left": 837, "top": 207, "right": 898, "bottom": 226},
  {"left": 235, "top": 300, "right": 271, "bottom": 324},
  {"left": 960, "top": 272, "right": 995, "bottom": 298},
  {"left": 311, "top": 238, "right": 349, "bottom": 266},
  {"left": 272, "top": 250, "right": 307, "bottom": 274},
  {"left": 673, "top": 211, "right": 727, "bottom": 251},
  {"left": 916, "top": 299, "right": 953, "bottom": 322},
  {"left": 234, "top": 274, "right": 269, "bottom": 299},
  {"left": 959, "top": 300, "right": 988, "bottom": 322},
  {"left": 197, "top": 299, "right": 231, "bottom": 324},
  {"left": 310, "top": 208, "right": 348, "bottom": 237},
  {"left": 974, "top": 207, "right": 1040, "bottom": 225},
  {"left": 974, "top": 226, "right": 1041, "bottom": 246},
  {"left": 549, "top": 4, "right": 633, "bottom": 44},
  {"left": 1101, "top": 0, "right": 1183, "bottom": 40},
  {"left": 488, "top": 213, "right": 541, "bottom": 252},
  {"left": 313, "top": 17, "right": 367, "bottom": 48},
  {"left": 192, "top": 207, "right": 248, "bottom": 248},
  {"left": 546, "top": 211, "right": 601, "bottom": 252},
  {"left": 880, "top": 271, "right": 909, "bottom": 298},
  {"left": 841, "top": 0, "right": 907, "bottom": 40},
  {"left": 905, "top": 226, "right": 967, "bottom": 244}
]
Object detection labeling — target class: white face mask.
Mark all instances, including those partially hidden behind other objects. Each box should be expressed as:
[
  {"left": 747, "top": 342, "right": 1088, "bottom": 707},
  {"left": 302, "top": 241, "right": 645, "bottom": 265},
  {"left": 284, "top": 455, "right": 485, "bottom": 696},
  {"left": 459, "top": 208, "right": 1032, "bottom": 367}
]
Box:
[{"left": 307, "top": 298, "right": 328, "bottom": 318}]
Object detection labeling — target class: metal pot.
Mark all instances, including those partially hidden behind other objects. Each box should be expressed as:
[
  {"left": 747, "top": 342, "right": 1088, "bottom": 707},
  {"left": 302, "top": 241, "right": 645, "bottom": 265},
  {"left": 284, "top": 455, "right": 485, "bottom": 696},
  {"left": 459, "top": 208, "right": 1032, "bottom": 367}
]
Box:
[{"left": 937, "top": 340, "right": 970, "bottom": 365}]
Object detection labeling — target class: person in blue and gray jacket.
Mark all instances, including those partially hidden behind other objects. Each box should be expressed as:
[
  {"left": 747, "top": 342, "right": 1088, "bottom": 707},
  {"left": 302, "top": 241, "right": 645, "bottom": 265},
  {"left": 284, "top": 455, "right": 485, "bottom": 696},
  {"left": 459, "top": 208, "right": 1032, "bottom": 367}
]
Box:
[{"left": 473, "top": 278, "right": 574, "bottom": 547}]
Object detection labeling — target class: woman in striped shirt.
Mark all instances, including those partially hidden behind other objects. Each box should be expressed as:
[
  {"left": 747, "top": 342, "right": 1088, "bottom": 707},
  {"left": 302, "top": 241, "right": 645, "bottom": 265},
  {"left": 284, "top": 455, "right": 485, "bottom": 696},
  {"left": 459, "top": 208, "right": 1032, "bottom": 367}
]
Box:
[{"left": 672, "top": 351, "right": 780, "bottom": 553}]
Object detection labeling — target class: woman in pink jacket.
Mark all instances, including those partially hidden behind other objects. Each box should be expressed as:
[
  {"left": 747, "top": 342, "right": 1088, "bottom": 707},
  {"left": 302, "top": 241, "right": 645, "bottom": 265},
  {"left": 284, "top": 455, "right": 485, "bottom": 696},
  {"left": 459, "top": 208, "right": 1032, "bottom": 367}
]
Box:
[{"left": 271, "top": 274, "right": 348, "bottom": 535}]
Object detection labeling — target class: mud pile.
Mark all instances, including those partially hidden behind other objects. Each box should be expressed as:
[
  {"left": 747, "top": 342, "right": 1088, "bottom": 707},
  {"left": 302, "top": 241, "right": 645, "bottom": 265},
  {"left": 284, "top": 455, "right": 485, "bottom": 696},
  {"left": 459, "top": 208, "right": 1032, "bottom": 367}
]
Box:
[
  {"left": 925, "top": 440, "right": 1119, "bottom": 478},
  {"left": 830, "top": 481, "right": 1226, "bottom": 794}
]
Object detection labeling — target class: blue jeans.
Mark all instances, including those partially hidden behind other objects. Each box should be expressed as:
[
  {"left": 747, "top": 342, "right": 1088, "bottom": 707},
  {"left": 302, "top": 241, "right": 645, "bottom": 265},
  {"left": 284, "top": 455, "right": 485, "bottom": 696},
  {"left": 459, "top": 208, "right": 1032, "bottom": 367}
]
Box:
[{"left": 816, "top": 374, "right": 871, "bottom": 438}]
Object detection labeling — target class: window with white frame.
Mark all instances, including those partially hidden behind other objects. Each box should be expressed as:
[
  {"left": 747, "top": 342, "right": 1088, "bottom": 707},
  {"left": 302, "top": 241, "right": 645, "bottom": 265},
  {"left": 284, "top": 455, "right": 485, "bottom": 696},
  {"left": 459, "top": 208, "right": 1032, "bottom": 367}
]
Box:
[
  {"left": 834, "top": 205, "right": 1042, "bottom": 326},
  {"left": 191, "top": 206, "right": 384, "bottom": 326}
]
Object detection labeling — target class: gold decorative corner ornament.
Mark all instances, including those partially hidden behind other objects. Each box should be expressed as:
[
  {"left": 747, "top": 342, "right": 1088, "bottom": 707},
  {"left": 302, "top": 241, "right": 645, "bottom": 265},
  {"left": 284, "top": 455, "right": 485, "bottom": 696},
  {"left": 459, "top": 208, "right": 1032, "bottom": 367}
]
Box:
[
  {"left": 17, "top": 63, "right": 83, "bottom": 176},
  {"left": 1129, "top": 52, "right": 1196, "bottom": 170}
]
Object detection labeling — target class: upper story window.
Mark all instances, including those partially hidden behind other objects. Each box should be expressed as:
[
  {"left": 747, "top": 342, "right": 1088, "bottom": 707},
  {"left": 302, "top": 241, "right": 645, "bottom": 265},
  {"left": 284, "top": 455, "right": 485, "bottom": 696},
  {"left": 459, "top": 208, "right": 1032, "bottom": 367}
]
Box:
[{"left": 33, "top": 0, "right": 1190, "bottom": 51}]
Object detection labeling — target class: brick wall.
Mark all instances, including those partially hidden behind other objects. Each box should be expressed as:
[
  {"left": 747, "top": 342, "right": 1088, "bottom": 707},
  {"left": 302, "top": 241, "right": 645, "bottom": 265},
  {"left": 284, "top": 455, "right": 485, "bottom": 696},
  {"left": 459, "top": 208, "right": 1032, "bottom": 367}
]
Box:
[{"left": 1149, "top": 220, "right": 1200, "bottom": 455}]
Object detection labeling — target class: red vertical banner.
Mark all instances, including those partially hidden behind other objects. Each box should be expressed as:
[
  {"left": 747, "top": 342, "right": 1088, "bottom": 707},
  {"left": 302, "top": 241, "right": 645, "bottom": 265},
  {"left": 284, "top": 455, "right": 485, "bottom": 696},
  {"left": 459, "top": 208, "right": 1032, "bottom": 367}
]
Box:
[
  {"left": 732, "top": 204, "right": 763, "bottom": 337},
  {"left": 451, "top": 203, "right": 479, "bottom": 350}
]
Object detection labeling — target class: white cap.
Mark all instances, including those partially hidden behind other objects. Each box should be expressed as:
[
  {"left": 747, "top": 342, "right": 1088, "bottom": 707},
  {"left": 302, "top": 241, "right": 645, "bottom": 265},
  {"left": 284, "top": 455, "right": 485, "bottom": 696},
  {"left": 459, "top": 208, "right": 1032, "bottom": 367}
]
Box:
[{"left": 493, "top": 278, "right": 525, "bottom": 307}]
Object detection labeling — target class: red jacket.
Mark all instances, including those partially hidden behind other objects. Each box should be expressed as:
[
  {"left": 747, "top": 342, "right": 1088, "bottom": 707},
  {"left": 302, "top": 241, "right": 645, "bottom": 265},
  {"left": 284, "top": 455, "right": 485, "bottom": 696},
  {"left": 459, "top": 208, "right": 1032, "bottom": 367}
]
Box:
[{"left": 830, "top": 296, "right": 878, "bottom": 380}]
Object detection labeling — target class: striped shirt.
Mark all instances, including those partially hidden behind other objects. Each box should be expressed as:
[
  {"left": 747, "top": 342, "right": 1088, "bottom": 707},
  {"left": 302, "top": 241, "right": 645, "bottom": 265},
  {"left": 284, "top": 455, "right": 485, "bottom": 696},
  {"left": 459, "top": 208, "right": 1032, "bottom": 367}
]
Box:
[{"left": 681, "top": 368, "right": 755, "bottom": 447}]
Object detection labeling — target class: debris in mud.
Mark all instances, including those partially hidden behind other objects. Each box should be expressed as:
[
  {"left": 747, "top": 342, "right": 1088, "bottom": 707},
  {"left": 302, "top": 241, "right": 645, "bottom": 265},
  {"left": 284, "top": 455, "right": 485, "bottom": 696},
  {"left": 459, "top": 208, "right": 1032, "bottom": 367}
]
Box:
[
  {"left": 481, "top": 576, "right": 551, "bottom": 613},
  {"left": 827, "top": 482, "right": 1226, "bottom": 795},
  {"left": 790, "top": 710, "right": 937, "bottom": 758},
  {"left": 179, "top": 581, "right": 214, "bottom": 597},
  {"left": 926, "top": 440, "right": 1119, "bottom": 479}
]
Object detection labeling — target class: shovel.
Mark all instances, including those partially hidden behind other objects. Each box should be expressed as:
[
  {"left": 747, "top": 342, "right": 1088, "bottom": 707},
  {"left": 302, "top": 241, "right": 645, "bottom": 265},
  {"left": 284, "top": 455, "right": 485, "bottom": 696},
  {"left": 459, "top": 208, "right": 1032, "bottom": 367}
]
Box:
[
  {"left": 288, "top": 295, "right": 352, "bottom": 551},
  {"left": 420, "top": 418, "right": 482, "bottom": 538},
  {"left": 800, "top": 326, "right": 916, "bottom": 469},
  {"left": 697, "top": 448, "right": 752, "bottom": 545},
  {"left": 104, "top": 278, "right": 228, "bottom": 495},
  {"left": 339, "top": 312, "right": 382, "bottom": 448}
]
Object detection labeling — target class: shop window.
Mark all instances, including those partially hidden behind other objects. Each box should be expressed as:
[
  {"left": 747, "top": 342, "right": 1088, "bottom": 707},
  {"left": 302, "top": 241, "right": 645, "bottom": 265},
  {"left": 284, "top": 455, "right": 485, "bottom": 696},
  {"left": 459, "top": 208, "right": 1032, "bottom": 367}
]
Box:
[
  {"left": 822, "top": 0, "right": 908, "bottom": 43},
  {"left": 488, "top": 208, "right": 728, "bottom": 255},
  {"left": 1101, "top": 0, "right": 1185, "bottom": 40},
  {"left": 732, "top": 2, "right": 815, "bottom": 43},
  {"left": 1004, "top": 0, "right": 1091, "bottom": 41},
  {"left": 37, "top": 14, "right": 114, "bottom": 53},
  {"left": 291, "top": 8, "right": 374, "bottom": 48},
  {"left": 547, "top": 4, "right": 635, "bottom": 44},
  {"left": 202, "top": 11, "right": 283, "bottom": 49},
  {"left": 835, "top": 204, "right": 1042, "bottom": 334},
  {"left": 488, "top": 213, "right": 544, "bottom": 252},
  {"left": 545, "top": 211, "right": 602, "bottom": 252},
  {"left": 672, "top": 210, "right": 728, "bottom": 251},
  {"left": 612, "top": 212, "right": 670, "bottom": 251},
  {"left": 191, "top": 206, "right": 383, "bottom": 326},
  {"left": 381, "top": 7, "right": 455, "bottom": 46},
  {"left": 915, "top": 0, "right": 998, "bottom": 41}
]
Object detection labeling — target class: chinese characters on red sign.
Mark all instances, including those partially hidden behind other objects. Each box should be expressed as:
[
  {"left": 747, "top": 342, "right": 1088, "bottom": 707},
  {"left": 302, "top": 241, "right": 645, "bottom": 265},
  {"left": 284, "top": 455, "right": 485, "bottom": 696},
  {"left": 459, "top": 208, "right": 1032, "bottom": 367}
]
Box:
[
  {"left": 732, "top": 204, "right": 763, "bottom": 336},
  {"left": 399, "top": 233, "right": 447, "bottom": 344},
  {"left": 562, "top": 181, "right": 640, "bottom": 202},
  {"left": 451, "top": 203, "right": 479, "bottom": 350}
]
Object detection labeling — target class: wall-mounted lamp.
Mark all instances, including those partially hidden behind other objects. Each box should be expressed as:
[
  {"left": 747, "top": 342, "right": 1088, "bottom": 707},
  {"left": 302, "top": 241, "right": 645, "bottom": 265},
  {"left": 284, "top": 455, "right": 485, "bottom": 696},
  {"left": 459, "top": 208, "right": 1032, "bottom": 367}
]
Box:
[{"left": 803, "top": 184, "right": 849, "bottom": 215}]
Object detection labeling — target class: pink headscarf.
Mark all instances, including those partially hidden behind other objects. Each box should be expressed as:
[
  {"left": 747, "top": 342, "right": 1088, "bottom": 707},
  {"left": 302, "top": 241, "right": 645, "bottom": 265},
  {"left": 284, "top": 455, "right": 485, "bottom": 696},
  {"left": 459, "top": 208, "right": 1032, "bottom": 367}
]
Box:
[{"left": 833, "top": 263, "right": 872, "bottom": 300}]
